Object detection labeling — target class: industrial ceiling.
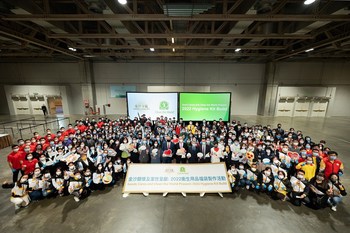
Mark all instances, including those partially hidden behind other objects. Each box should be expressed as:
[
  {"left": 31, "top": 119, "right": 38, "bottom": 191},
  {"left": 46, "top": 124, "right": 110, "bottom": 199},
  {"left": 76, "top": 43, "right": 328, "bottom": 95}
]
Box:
[{"left": 0, "top": 0, "right": 349, "bottom": 62}]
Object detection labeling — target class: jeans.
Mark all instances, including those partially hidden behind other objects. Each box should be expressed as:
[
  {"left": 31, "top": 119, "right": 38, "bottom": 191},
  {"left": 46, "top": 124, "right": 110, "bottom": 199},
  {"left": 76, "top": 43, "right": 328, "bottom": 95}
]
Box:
[
  {"left": 328, "top": 196, "right": 342, "bottom": 207},
  {"left": 12, "top": 169, "right": 22, "bottom": 183}
]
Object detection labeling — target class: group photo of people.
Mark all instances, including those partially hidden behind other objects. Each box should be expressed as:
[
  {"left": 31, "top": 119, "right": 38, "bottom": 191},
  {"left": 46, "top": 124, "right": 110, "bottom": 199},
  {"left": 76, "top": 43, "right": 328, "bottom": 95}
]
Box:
[{"left": 6, "top": 115, "right": 346, "bottom": 212}]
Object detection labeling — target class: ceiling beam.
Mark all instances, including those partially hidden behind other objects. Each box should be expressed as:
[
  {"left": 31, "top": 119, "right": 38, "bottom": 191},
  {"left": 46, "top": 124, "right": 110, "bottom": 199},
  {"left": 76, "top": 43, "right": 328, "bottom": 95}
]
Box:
[
  {"left": 0, "top": 26, "right": 82, "bottom": 59},
  {"left": 74, "top": 45, "right": 285, "bottom": 50},
  {"left": 3, "top": 14, "right": 350, "bottom": 22},
  {"left": 274, "top": 34, "right": 350, "bottom": 61},
  {"left": 47, "top": 33, "right": 313, "bottom": 39},
  {"left": 81, "top": 52, "right": 267, "bottom": 57}
]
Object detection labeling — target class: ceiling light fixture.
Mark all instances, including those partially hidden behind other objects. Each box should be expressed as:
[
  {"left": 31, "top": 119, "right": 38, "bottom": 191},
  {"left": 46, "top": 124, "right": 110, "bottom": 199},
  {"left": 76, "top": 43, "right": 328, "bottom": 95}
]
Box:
[
  {"left": 171, "top": 37, "right": 175, "bottom": 43},
  {"left": 305, "top": 48, "right": 314, "bottom": 52},
  {"left": 68, "top": 47, "right": 77, "bottom": 52},
  {"left": 172, "top": 48, "right": 175, "bottom": 52},
  {"left": 150, "top": 48, "right": 155, "bottom": 52},
  {"left": 118, "top": 0, "right": 127, "bottom": 5},
  {"left": 235, "top": 48, "right": 241, "bottom": 52},
  {"left": 304, "top": 0, "right": 316, "bottom": 5}
]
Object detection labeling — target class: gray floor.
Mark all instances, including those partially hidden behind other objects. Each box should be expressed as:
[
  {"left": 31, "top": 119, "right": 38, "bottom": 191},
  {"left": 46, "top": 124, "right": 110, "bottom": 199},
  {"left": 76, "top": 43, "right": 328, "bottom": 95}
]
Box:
[{"left": 0, "top": 115, "right": 349, "bottom": 233}]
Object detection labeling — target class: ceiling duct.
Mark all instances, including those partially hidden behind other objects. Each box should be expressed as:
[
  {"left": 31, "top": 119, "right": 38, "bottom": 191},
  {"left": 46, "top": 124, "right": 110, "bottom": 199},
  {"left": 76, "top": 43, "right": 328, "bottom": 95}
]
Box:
[
  {"left": 84, "top": 0, "right": 106, "bottom": 14},
  {"left": 163, "top": 1, "right": 214, "bottom": 17}
]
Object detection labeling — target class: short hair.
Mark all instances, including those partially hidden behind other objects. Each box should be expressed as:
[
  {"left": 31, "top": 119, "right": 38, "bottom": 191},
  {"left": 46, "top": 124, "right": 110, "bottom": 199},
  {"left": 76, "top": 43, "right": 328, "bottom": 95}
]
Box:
[{"left": 328, "top": 151, "right": 338, "bottom": 156}]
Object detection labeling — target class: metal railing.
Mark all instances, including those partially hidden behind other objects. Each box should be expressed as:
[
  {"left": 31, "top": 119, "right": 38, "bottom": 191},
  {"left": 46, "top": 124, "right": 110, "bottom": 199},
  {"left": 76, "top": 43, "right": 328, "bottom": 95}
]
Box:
[
  {"left": 17, "top": 117, "right": 71, "bottom": 139},
  {"left": 0, "top": 117, "right": 36, "bottom": 138}
]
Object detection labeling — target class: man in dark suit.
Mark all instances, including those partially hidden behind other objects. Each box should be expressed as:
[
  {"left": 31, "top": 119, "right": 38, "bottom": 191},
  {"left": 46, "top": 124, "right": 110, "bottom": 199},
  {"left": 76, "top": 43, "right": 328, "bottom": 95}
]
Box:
[
  {"left": 161, "top": 135, "right": 175, "bottom": 163},
  {"left": 174, "top": 136, "right": 188, "bottom": 163},
  {"left": 187, "top": 138, "right": 200, "bottom": 163},
  {"left": 198, "top": 137, "right": 211, "bottom": 163}
]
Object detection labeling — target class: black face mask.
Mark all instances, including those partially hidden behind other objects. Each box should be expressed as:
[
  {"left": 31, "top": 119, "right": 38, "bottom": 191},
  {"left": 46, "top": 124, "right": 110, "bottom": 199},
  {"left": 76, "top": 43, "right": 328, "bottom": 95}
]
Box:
[{"left": 167, "top": 139, "right": 171, "bottom": 142}]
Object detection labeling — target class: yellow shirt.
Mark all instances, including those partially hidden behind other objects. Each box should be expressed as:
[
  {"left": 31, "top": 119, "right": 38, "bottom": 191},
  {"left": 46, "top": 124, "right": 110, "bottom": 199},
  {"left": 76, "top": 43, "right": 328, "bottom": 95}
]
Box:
[{"left": 296, "top": 162, "right": 317, "bottom": 181}]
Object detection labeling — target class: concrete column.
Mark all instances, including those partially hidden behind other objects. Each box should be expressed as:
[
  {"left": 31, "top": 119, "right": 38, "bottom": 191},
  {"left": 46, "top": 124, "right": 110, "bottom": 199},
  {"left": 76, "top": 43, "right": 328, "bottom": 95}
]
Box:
[{"left": 259, "top": 62, "right": 279, "bottom": 116}]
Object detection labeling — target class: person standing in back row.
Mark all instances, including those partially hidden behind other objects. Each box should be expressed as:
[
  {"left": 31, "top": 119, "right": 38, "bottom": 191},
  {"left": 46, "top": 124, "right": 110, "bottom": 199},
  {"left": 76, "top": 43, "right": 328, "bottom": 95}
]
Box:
[{"left": 41, "top": 104, "right": 48, "bottom": 116}]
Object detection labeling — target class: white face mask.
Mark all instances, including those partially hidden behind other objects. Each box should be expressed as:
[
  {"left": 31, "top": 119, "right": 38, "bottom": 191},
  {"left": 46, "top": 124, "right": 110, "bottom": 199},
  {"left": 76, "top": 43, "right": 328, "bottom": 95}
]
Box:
[
  {"left": 108, "top": 164, "right": 113, "bottom": 168},
  {"left": 278, "top": 175, "right": 284, "bottom": 179},
  {"left": 27, "top": 156, "right": 33, "bottom": 160},
  {"left": 297, "top": 174, "right": 304, "bottom": 179},
  {"left": 56, "top": 172, "right": 62, "bottom": 176},
  {"left": 251, "top": 168, "right": 257, "bottom": 172},
  {"left": 239, "top": 166, "right": 244, "bottom": 170},
  {"left": 34, "top": 171, "right": 41, "bottom": 176},
  {"left": 265, "top": 171, "right": 271, "bottom": 176}
]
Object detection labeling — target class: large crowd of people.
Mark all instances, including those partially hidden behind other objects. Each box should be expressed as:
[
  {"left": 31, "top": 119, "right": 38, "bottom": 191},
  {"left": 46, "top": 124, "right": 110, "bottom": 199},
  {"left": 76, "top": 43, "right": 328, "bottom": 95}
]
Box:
[{"left": 6, "top": 116, "right": 346, "bottom": 212}]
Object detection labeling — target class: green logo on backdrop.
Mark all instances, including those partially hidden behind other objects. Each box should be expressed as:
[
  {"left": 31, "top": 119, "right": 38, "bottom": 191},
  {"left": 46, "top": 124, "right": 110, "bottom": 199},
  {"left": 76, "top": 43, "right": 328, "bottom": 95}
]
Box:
[
  {"left": 180, "top": 167, "right": 186, "bottom": 173},
  {"left": 159, "top": 101, "right": 169, "bottom": 110}
]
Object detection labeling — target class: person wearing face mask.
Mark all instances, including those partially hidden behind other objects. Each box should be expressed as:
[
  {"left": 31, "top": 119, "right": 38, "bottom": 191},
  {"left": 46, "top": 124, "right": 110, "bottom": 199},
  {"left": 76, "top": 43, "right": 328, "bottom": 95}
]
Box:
[
  {"left": 161, "top": 136, "right": 175, "bottom": 163},
  {"left": 187, "top": 139, "right": 199, "bottom": 164},
  {"left": 308, "top": 172, "right": 330, "bottom": 209},
  {"left": 210, "top": 142, "right": 223, "bottom": 163},
  {"left": 52, "top": 168, "right": 66, "bottom": 196},
  {"left": 237, "top": 163, "right": 248, "bottom": 188},
  {"left": 138, "top": 137, "right": 151, "bottom": 163},
  {"left": 7, "top": 145, "right": 26, "bottom": 183},
  {"left": 77, "top": 153, "right": 95, "bottom": 172},
  {"left": 92, "top": 163, "right": 105, "bottom": 191},
  {"left": 258, "top": 167, "right": 274, "bottom": 194},
  {"left": 290, "top": 140, "right": 300, "bottom": 153},
  {"left": 246, "top": 163, "right": 259, "bottom": 190},
  {"left": 320, "top": 151, "right": 344, "bottom": 179},
  {"left": 327, "top": 173, "right": 347, "bottom": 212},
  {"left": 150, "top": 141, "right": 162, "bottom": 163},
  {"left": 83, "top": 169, "right": 93, "bottom": 193},
  {"left": 227, "top": 165, "right": 240, "bottom": 192},
  {"left": 42, "top": 171, "right": 54, "bottom": 198},
  {"left": 289, "top": 170, "right": 310, "bottom": 206},
  {"left": 28, "top": 168, "right": 43, "bottom": 201},
  {"left": 295, "top": 156, "right": 317, "bottom": 181},
  {"left": 10, "top": 175, "right": 30, "bottom": 211},
  {"left": 272, "top": 170, "right": 291, "bottom": 201},
  {"left": 175, "top": 136, "right": 189, "bottom": 164},
  {"left": 21, "top": 153, "right": 38, "bottom": 175},
  {"left": 103, "top": 161, "right": 116, "bottom": 186},
  {"left": 68, "top": 171, "right": 87, "bottom": 202},
  {"left": 298, "top": 148, "right": 308, "bottom": 163}
]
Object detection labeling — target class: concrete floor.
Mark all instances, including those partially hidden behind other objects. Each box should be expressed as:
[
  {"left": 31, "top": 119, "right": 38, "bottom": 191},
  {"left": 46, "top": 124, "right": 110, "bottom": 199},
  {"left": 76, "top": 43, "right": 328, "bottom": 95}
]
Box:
[{"left": 0, "top": 115, "right": 349, "bottom": 233}]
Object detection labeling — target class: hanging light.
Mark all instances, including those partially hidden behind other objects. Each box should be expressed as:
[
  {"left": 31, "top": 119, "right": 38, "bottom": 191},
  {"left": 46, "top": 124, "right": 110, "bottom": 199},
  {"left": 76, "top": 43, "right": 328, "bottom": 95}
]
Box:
[
  {"left": 150, "top": 48, "right": 155, "bottom": 52},
  {"left": 118, "top": 0, "right": 127, "bottom": 5},
  {"left": 304, "top": 0, "right": 316, "bottom": 5}
]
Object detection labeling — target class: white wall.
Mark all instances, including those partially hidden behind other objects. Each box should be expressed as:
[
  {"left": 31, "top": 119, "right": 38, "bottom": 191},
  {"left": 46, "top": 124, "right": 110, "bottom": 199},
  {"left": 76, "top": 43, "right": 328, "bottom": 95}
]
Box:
[
  {"left": 0, "top": 61, "right": 349, "bottom": 117},
  {"left": 4, "top": 85, "right": 70, "bottom": 115},
  {"left": 92, "top": 62, "right": 265, "bottom": 115}
]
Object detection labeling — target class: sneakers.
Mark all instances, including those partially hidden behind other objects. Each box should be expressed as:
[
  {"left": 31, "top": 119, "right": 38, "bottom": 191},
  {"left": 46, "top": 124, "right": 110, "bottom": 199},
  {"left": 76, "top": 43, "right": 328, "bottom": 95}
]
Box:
[
  {"left": 331, "top": 206, "right": 337, "bottom": 212},
  {"left": 73, "top": 196, "right": 80, "bottom": 202},
  {"left": 122, "top": 193, "right": 129, "bottom": 198},
  {"left": 162, "top": 192, "right": 168, "bottom": 197},
  {"left": 143, "top": 192, "right": 149, "bottom": 197},
  {"left": 200, "top": 192, "right": 205, "bottom": 197},
  {"left": 181, "top": 192, "right": 186, "bottom": 197},
  {"left": 218, "top": 192, "right": 223, "bottom": 198},
  {"left": 246, "top": 185, "right": 250, "bottom": 190}
]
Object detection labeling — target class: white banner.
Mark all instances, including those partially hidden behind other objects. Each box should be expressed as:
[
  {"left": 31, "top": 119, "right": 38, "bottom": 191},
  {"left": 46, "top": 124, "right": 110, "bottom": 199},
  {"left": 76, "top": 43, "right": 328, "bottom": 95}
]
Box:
[
  {"left": 122, "top": 163, "right": 231, "bottom": 193},
  {"left": 126, "top": 92, "right": 178, "bottom": 120}
]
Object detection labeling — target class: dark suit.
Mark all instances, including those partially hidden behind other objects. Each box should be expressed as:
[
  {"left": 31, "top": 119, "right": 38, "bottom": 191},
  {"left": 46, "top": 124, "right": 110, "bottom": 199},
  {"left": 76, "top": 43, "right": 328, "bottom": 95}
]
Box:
[
  {"left": 174, "top": 142, "right": 188, "bottom": 163},
  {"left": 188, "top": 144, "right": 200, "bottom": 163},
  {"left": 199, "top": 143, "right": 211, "bottom": 163},
  {"left": 161, "top": 141, "right": 175, "bottom": 163}
]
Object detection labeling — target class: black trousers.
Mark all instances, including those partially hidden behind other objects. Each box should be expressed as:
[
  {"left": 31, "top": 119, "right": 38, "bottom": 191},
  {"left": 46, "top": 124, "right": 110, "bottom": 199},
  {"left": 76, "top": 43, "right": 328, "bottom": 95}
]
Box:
[{"left": 12, "top": 169, "right": 22, "bottom": 183}]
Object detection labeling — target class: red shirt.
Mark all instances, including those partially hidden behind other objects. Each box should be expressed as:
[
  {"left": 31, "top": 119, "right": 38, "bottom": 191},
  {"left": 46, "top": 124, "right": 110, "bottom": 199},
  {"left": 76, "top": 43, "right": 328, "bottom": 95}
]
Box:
[
  {"left": 65, "top": 128, "right": 76, "bottom": 135},
  {"left": 323, "top": 157, "right": 343, "bottom": 178},
  {"left": 7, "top": 151, "right": 26, "bottom": 170},
  {"left": 78, "top": 125, "right": 87, "bottom": 132},
  {"left": 30, "top": 143, "right": 37, "bottom": 152},
  {"left": 97, "top": 122, "right": 104, "bottom": 128},
  {"left": 22, "top": 159, "right": 38, "bottom": 175}
]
